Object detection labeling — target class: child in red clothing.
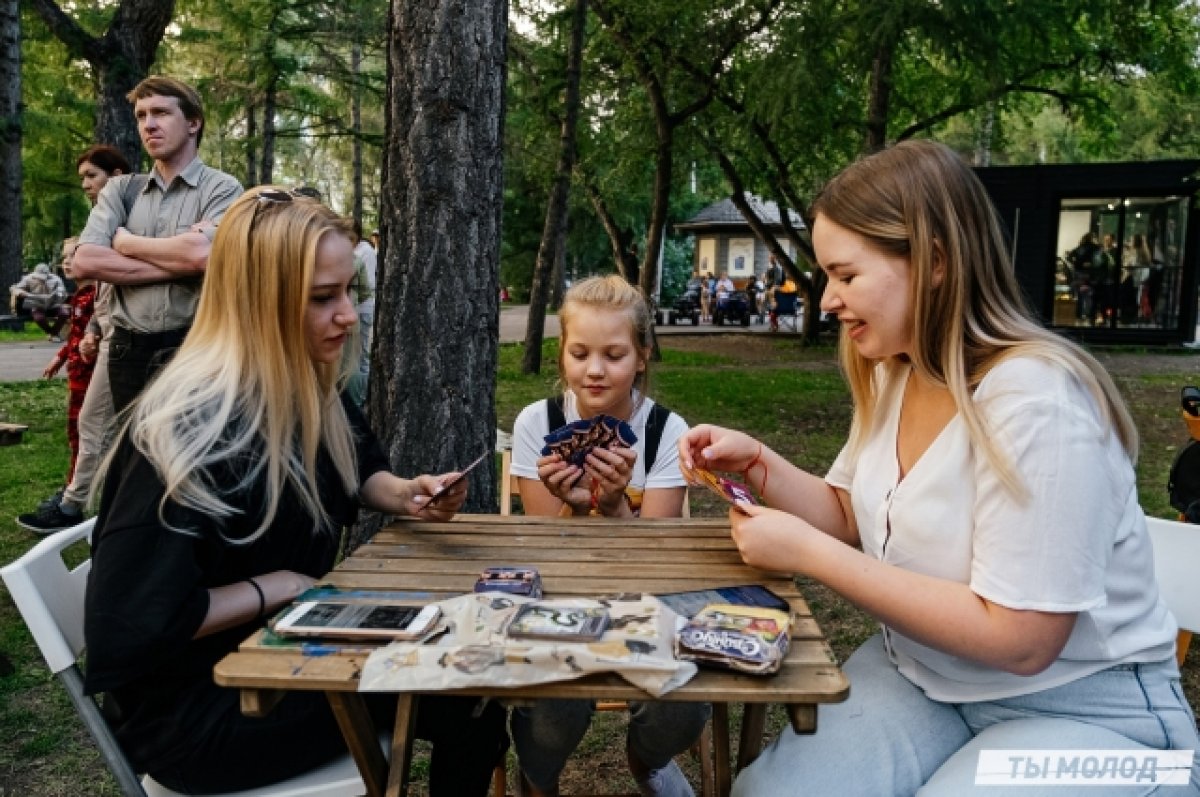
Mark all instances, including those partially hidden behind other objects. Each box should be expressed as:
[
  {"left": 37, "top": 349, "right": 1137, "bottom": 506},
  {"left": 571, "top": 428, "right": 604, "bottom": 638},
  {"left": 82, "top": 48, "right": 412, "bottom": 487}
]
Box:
[{"left": 40, "top": 238, "right": 96, "bottom": 481}]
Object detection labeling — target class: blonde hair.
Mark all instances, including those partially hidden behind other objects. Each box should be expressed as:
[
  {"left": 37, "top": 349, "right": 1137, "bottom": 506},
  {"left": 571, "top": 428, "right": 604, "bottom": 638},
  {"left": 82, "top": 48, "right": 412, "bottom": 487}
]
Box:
[
  {"left": 811, "top": 140, "right": 1138, "bottom": 493},
  {"left": 103, "top": 187, "right": 358, "bottom": 542},
  {"left": 557, "top": 275, "right": 653, "bottom": 400}
]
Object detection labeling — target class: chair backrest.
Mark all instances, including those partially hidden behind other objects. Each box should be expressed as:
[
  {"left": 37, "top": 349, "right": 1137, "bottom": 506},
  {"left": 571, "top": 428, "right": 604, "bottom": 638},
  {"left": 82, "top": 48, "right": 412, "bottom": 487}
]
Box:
[
  {"left": 1, "top": 518, "right": 95, "bottom": 675},
  {"left": 1145, "top": 516, "right": 1200, "bottom": 635},
  {"left": 3, "top": 519, "right": 368, "bottom": 797}
]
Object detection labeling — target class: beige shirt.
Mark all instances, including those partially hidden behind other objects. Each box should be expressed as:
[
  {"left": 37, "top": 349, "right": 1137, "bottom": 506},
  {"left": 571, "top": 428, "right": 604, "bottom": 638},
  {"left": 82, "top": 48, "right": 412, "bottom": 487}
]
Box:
[{"left": 78, "top": 157, "right": 243, "bottom": 334}]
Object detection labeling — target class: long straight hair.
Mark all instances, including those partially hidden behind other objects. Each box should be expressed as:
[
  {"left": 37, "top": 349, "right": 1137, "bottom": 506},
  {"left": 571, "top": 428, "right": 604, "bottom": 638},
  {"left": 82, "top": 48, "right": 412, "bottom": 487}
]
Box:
[
  {"left": 811, "top": 140, "right": 1138, "bottom": 494},
  {"left": 101, "top": 187, "right": 359, "bottom": 542}
]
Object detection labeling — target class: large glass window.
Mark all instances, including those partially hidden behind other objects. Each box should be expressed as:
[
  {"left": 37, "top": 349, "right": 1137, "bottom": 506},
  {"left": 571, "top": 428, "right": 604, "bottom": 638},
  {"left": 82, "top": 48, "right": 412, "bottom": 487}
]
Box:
[{"left": 1052, "top": 196, "right": 1188, "bottom": 330}]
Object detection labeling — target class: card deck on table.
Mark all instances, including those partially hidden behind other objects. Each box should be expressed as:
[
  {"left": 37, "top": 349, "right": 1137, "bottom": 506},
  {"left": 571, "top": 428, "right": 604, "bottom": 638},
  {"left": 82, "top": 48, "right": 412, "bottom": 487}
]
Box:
[
  {"left": 473, "top": 566, "right": 543, "bottom": 598},
  {"left": 681, "top": 460, "right": 757, "bottom": 511},
  {"left": 541, "top": 415, "right": 638, "bottom": 469},
  {"left": 505, "top": 602, "right": 610, "bottom": 641}
]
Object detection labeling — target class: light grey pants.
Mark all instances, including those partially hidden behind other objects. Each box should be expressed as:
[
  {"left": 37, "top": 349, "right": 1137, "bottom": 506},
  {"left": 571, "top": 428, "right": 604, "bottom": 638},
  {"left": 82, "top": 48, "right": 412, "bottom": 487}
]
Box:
[
  {"left": 733, "top": 634, "right": 1200, "bottom": 797},
  {"left": 61, "top": 341, "right": 113, "bottom": 512}
]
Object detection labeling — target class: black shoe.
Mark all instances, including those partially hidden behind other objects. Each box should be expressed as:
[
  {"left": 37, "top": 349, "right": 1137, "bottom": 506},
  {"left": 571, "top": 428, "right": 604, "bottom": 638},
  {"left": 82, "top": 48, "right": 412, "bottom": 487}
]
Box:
[
  {"left": 36, "top": 488, "right": 65, "bottom": 512},
  {"left": 16, "top": 501, "right": 83, "bottom": 535}
]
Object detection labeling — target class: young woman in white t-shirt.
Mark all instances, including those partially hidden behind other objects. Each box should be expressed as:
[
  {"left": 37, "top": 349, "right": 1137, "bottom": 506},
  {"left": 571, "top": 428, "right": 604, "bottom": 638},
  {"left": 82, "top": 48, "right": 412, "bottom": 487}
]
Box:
[
  {"left": 509, "top": 275, "right": 707, "bottom": 797},
  {"left": 680, "top": 140, "right": 1200, "bottom": 796}
]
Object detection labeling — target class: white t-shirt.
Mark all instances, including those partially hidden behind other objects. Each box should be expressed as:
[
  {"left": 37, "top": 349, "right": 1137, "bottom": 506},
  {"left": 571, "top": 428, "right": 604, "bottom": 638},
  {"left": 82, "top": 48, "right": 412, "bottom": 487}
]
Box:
[
  {"left": 826, "top": 357, "right": 1175, "bottom": 702},
  {"left": 511, "top": 391, "right": 688, "bottom": 496}
]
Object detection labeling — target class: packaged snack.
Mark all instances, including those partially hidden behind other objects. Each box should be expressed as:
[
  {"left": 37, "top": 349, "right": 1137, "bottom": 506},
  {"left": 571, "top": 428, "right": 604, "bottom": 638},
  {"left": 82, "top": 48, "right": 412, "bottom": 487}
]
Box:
[
  {"left": 474, "top": 566, "right": 543, "bottom": 598},
  {"left": 675, "top": 603, "right": 790, "bottom": 675}
]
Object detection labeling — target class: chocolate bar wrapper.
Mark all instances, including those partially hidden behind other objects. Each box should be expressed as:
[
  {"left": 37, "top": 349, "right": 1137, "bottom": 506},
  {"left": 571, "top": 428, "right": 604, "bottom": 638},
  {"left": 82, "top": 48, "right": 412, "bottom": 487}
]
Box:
[{"left": 674, "top": 603, "right": 790, "bottom": 675}]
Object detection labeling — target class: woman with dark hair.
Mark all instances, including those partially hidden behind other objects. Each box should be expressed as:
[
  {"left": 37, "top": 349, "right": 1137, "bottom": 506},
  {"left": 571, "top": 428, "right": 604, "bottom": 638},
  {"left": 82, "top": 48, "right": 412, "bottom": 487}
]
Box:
[
  {"left": 682, "top": 140, "right": 1200, "bottom": 796},
  {"left": 17, "top": 145, "right": 133, "bottom": 534}
]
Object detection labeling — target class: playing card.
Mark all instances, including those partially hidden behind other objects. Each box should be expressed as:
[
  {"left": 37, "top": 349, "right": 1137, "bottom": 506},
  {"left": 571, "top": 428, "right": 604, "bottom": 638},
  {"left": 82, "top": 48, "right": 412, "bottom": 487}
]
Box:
[
  {"left": 424, "top": 450, "right": 489, "bottom": 508},
  {"left": 682, "top": 461, "right": 758, "bottom": 511},
  {"left": 540, "top": 414, "right": 638, "bottom": 469}
]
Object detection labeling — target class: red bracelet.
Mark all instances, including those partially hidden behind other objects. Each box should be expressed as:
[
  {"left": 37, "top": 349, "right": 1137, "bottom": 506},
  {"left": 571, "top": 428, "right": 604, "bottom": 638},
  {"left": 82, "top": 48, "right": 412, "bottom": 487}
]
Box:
[{"left": 743, "top": 443, "right": 767, "bottom": 499}]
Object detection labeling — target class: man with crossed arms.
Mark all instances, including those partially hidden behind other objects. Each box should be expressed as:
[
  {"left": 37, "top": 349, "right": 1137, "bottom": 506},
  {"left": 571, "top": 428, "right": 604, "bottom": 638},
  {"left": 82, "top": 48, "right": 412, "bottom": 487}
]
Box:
[{"left": 74, "top": 75, "right": 242, "bottom": 414}]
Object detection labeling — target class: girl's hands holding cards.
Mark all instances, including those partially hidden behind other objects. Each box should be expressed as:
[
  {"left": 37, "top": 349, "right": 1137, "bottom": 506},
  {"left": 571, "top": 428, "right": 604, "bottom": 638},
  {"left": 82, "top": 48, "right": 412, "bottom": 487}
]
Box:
[
  {"left": 584, "top": 445, "right": 636, "bottom": 515},
  {"left": 537, "top": 452, "right": 594, "bottom": 513}
]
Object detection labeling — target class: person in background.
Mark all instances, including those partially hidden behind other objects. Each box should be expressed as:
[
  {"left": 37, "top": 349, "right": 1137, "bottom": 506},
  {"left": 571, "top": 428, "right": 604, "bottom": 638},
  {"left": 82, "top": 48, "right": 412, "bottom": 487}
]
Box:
[
  {"left": 15, "top": 145, "right": 131, "bottom": 533},
  {"left": 20, "top": 239, "right": 96, "bottom": 527},
  {"left": 9, "top": 263, "right": 68, "bottom": 340},
  {"left": 73, "top": 75, "right": 243, "bottom": 414},
  {"left": 680, "top": 140, "right": 1200, "bottom": 796},
  {"left": 509, "top": 275, "right": 708, "bottom": 797},
  {"left": 83, "top": 187, "right": 507, "bottom": 795},
  {"left": 347, "top": 223, "right": 376, "bottom": 406}
]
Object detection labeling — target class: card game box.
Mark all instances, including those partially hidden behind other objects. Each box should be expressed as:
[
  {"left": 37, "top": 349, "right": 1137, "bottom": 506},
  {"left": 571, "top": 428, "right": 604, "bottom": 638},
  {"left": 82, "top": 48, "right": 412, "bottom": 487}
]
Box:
[
  {"left": 474, "top": 566, "right": 543, "bottom": 598},
  {"left": 541, "top": 414, "right": 638, "bottom": 470},
  {"left": 506, "top": 601, "right": 610, "bottom": 641},
  {"left": 675, "top": 603, "right": 790, "bottom": 675}
]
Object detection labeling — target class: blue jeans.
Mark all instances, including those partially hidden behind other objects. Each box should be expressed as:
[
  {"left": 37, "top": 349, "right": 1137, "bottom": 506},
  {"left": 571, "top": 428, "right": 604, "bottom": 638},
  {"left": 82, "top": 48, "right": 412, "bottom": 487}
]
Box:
[
  {"left": 733, "top": 635, "right": 1200, "bottom": 796},
  {"left": 512, "top": 699, "right": 711, "bottom": 790}
]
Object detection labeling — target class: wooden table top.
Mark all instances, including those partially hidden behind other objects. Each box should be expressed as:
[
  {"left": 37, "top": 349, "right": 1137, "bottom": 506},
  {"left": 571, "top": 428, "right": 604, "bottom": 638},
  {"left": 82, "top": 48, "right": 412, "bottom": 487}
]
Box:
[{"left": 214, "top": 514, "right": 849, "bottom": 707}]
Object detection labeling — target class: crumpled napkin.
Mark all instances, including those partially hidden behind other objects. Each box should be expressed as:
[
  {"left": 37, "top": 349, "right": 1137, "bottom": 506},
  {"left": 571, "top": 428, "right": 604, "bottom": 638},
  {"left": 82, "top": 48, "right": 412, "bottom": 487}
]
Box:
[{"left": 360, "top": 592, "right": 696, "bottom": 697}]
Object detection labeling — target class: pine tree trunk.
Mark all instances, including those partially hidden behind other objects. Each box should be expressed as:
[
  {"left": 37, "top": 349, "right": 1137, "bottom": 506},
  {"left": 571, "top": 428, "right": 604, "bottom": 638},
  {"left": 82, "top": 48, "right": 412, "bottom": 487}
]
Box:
[
  {"left": 522, "top": 0, "right": 586, "bottom": 375},
  {"left": 245, "top": 101, "right": 258, "bottom": 186},
  {"left": 0, "top": 0, "right": 20, "bottom": 290},
  {"left": 351, "top": 40, "right": 364, "bottom": 229},
  {"left": 28, "top": 0, "right": 176, "bottom": 170},
  {"left": 354, "top": 0, "right": 506, "bottom": 544},
  {"left": 260, "top": 76, "right": 277, "bottom": 185}
]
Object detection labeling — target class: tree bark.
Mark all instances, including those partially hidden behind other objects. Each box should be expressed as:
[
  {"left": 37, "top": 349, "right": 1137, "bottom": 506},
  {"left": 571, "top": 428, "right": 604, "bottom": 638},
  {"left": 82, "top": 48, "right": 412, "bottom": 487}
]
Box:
[
  {"left": 351, "top": 40, "right": 364, "bottom": 228},
  {"left": 29, "top": 0, "right": 176, "bottom": 170},
  {"left": 0, "top": 0, "right": 19, "bottom": 289},
  {"left": 863, "top": 40, "right": 894, "bottom": 154},
  {"left": 260, "top": 74, "right": 277, "bottom": 184},
  {"left": 523, "top": 0, "right": 586, "bottom": 375},
  {"left": 245, "top": 101, "right": 258, "bottom": 186},
  {"left": 354, "top": 0, "right": 506, "bottom": 544}
]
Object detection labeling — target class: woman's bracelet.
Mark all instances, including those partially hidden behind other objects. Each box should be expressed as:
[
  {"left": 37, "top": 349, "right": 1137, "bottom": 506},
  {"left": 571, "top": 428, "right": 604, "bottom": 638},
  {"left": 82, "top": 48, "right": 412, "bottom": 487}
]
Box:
[
  {"left": 743, "top": 443, "right": 768, "bottom": 500},
  {"left": 246, "top": 577, "right": 266, "bottom": 622}
]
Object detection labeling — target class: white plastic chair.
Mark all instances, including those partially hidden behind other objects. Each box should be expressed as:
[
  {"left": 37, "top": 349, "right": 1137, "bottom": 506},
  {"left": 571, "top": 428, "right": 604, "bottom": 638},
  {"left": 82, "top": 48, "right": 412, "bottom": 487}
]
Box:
[
  {"left": 1, "top": 519, "right": 368, "bottom": 797},
  {"left": 1145, "top": 515, "right": 1200, "bottom": 667}
]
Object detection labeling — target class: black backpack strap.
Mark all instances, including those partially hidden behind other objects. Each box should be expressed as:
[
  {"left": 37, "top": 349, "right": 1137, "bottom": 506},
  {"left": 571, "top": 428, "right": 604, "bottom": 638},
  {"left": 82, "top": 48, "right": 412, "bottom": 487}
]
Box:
[
  {"left": 120, "top": 174, "right": 150, "bottom": 217},
  {"left": 643, "top": 402, "right": 672, "bottom": 476},
  {"left": 546, "top": 395, "right": 566, "bottom": 433}
]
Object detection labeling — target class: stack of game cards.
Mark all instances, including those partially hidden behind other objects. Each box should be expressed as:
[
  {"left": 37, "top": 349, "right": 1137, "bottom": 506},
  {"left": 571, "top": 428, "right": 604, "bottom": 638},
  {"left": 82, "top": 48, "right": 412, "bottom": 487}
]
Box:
[
  {"left": 675, "top": 603, "right": 790, "bottom": 675},
  {"left": 681, "top": 461, "right": 757, "bottom": 511},
  {"left": 506, "top": 601, "right": 610, "bottom": 641},
  {"left": 473, "top": 566, "right": 543, "bottom": 598},
  {"left": 541, "top": 415, "right": 638, "bottom": 468}
]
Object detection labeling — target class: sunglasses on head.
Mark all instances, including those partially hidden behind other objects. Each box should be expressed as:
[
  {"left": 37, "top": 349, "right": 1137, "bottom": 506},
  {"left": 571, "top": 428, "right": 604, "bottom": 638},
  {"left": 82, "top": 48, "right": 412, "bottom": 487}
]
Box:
[{"left": 256, "top": 185, "right": 321, "bottom": 204}]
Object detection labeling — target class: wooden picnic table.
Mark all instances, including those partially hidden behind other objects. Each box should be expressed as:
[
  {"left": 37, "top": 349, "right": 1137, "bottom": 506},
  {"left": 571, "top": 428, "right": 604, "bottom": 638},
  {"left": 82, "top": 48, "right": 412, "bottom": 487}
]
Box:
[{"left": 214, "top": 514, "right": 849, "bottom": 797}]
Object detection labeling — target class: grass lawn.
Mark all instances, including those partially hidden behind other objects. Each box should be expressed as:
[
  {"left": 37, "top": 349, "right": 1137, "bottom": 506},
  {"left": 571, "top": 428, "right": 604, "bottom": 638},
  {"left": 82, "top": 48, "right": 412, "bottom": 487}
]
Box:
[
  {"left": 2, "top": 336, "right": 1199, "bottom": 795},
  {"left": 0, "top": 325, "right": 52, "bottom": 344}
]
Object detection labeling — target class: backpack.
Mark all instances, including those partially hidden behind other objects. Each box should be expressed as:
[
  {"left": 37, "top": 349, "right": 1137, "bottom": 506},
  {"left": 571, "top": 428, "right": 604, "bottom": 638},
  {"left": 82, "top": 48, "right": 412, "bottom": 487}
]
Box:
[
  {"left": 1168, "top": 440, "right": 1200, "bottom": 523},
  {"left": 545, "top": 395, "right": 672, "bottom": 475}
]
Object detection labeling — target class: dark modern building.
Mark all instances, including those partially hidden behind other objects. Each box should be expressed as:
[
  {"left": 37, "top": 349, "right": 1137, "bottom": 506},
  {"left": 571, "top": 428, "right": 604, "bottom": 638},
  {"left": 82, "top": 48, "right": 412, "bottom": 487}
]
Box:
[{"left": 976, "top": 160, "right": 1200, "bottom": 345}]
